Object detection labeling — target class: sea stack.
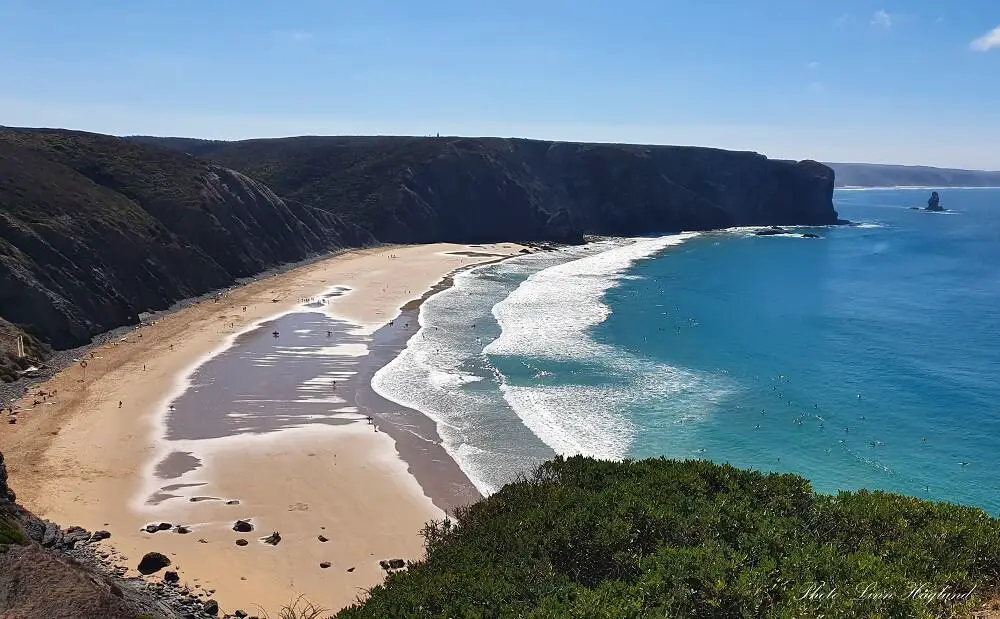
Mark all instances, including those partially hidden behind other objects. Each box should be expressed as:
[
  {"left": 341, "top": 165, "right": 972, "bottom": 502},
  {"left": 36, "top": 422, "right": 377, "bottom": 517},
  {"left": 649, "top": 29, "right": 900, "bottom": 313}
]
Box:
[{"left": 926, "top": 191, "right": 943, "bottom": 211}]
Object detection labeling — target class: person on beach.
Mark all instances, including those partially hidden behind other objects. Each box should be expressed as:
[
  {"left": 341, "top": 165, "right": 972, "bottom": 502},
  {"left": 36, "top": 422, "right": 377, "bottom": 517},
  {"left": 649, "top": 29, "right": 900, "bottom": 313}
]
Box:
[{"left": 366, "top": 415, "right": 373, "bottom": 425}]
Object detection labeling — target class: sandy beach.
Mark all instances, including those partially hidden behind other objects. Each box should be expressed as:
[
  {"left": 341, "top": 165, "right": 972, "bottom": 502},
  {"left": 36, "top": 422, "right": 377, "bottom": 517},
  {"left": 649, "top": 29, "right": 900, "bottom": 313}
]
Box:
[{"left": 0, "top": 242, "right": 526, "bottom": 615}]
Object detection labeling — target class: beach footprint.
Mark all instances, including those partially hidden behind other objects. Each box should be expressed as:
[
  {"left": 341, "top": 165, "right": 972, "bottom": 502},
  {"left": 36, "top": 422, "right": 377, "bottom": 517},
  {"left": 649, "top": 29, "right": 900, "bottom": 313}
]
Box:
[{"left": 287, "top": 502, "right": 310, "bottom": 512}]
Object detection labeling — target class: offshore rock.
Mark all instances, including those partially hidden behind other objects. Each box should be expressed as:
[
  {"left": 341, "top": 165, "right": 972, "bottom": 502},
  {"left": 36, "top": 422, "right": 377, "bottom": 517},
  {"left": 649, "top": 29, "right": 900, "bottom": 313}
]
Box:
[{"left": 926, "top": 191, "right": 944, "bottom": 211}]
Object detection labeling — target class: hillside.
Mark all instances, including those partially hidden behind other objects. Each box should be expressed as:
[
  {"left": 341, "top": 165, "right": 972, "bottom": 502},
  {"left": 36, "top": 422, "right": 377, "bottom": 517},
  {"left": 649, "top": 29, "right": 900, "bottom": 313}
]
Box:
[
  {"left": 337, "top": 456, "right": 1000, "bottom": 619},
  {"left": 828, "top": 162, "right": 1000, "bottom": 188},
  {"left": 134, "top": 135, "right": 838, "bottom": 241},
  {"left": 0, "top": 127, "right": 371, "bottom": 370},
  {"left": 2, "top": 128, "right": 836, "bottom": 378}
]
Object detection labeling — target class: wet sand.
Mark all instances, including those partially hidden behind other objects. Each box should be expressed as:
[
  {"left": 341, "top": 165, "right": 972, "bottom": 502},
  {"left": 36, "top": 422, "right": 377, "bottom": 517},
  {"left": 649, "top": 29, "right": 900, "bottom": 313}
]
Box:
[{"left": 0, "top": 242, "right": 525, "bottom": 615}]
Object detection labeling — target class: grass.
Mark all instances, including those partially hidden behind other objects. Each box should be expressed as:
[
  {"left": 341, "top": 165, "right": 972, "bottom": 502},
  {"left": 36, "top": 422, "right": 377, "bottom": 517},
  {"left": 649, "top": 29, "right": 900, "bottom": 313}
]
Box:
[
  {"left": 258, "top": 596, "right": 330, "bottom": 619},
  {"left": 0, "top": 514, "right": 27, "bottom": 546}
]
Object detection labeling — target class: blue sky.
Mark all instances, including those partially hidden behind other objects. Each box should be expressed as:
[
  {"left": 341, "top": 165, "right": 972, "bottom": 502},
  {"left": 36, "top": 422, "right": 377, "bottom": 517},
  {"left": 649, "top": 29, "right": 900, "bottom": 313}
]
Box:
[{"left": 2, "top": 1, "right": 1000, "bottom": 168}]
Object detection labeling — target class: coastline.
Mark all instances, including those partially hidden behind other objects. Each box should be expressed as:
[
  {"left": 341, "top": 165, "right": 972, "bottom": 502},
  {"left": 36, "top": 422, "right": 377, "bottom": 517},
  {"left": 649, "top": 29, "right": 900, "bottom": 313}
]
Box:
[{"left": 0, "top": 242, "right": 527, "bottom": 615}]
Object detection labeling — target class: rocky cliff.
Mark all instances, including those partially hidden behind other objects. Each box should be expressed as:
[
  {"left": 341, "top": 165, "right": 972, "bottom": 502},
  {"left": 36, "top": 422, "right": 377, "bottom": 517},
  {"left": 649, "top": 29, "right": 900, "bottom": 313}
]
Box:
[
  {"left": 2, "top": 128, "right": 837, "bottom": 369},
  {"left": 141, "top": 135, "right": 838, "bottom": 240},
  {"left": 0, "top": 128, "right": 372, "bottom": 361}
]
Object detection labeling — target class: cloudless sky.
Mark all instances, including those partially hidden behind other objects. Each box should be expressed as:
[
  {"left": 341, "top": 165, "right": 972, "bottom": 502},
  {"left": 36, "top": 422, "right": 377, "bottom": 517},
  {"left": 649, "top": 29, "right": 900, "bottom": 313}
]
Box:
[{"left": 2, "top": 0, "right": 1000, "bottom": 168}]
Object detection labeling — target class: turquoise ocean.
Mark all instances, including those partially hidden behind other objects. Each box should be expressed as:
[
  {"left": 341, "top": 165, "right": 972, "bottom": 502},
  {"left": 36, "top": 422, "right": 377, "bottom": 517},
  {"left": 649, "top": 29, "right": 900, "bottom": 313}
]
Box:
[{"left": 373, "top": 188, "right": 1000, "bottom": 513}]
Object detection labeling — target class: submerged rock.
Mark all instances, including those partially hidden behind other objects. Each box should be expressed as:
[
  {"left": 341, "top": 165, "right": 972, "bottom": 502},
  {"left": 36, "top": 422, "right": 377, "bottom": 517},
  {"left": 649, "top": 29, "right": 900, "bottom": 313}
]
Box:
[
  {"left": 755, "top": 226, "right": 790, "bottom": 236},
  {"left": 926, "top": 191, "right": 944, "bottom": 211}
]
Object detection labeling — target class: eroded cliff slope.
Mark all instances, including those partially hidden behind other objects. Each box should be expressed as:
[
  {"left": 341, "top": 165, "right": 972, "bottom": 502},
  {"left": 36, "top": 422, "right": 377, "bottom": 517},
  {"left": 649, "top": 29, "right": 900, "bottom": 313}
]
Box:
[
  {"left": 0, "top": 128, "right": 370, "bottom": 362},
  {"left": 144, "top": 135, "right": 838, "bottom": 241}
]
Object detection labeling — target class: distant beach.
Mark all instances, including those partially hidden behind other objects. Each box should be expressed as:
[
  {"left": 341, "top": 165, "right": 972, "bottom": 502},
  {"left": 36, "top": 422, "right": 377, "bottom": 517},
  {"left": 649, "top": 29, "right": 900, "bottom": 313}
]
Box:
[{"left": 0, "top": 242, "right": 526, "bottom": 615}]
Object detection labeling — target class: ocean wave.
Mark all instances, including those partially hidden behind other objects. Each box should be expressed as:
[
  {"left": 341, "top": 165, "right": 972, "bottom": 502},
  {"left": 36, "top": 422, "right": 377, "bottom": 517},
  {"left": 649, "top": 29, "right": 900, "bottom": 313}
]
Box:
[
  {"left": 497, "top": 358, "right": 733, "bottom": 460},
  {"left": 482, "top": 233, "right": 724, "bottom": 461},
  {"left": 484, "top": 233, "right": 699, "bottom": 360},
  {"left": 371, "top": 249, "right": 586, "bottom": 493}
]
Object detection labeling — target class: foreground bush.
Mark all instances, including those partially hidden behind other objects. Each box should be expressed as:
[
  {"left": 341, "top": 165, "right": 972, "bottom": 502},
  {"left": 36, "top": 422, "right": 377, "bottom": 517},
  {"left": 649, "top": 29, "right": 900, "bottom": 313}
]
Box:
[{"left": 337, "top": 456, "right": 1000, "bottom": 618}]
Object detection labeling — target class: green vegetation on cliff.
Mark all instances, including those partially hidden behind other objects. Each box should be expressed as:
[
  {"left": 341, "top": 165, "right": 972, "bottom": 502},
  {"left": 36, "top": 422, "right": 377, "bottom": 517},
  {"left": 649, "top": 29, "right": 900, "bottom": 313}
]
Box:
[{"left": 337, "top": 456, "right": 1000, "bottom": 619}]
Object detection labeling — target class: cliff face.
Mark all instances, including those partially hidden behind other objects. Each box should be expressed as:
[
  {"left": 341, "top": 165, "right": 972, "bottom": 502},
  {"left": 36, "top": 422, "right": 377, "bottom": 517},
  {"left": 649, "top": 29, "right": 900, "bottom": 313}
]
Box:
[
  {"left": 165, "top": 136, "right": 838, "bottom": 242},
  {"left": 2, "top": 128, "right": 836, "bottom": 360}
]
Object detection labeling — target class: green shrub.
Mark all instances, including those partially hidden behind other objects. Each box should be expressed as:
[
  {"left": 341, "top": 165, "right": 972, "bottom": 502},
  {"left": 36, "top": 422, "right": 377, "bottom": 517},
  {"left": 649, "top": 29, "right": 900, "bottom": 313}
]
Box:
[{"left": 336, "top": 456, "right": 1000, "bottom": 619}]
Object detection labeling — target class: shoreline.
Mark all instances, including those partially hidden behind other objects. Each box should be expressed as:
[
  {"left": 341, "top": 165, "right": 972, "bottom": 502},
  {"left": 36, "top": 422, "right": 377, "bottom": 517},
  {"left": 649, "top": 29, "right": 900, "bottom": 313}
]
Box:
[
  {"left": 0, "top": 242, "right": 529, "bottom": 615},
  {"left": 352, "top": 255, "right": 528, "bottom": 514}
]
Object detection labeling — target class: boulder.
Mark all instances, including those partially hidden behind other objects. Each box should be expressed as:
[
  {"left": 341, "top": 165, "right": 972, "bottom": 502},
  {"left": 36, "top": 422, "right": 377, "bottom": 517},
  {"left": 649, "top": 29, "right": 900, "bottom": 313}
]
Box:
[
  {"left": 91, "top": 530, "right": 111, "bottom": 542},
  {"left": 61, "top": 526, "right": 91, "bottom": 549},
  {"left": 262, "top": 531, "right": 281, "bottom": 546},
  {"left": 235, "top": 539, "right": 248, "bottom": 547},
  {"left": 232, "top": 519, "right": 253, "bottom": 533},
  {"left": 137, "top": 551, "right": 171, "bottom": 575},
  {"left": 380, "top": 558, "right": 406, "bottom": 570},
  {"left": 755, "top": 226, "right": 790, "bottom": 236},
  {"left": 320, "top": 561, "right": 331, "bottom": 569},
  {"left": 40, "top": 521, "right": 62, "bottom": 547},
  {"left": 175, "top": 525, "right": 191, "bottom": 534},
  {"left": 203, "top": 599, "right": 219, "bottom": 615},
  {"left": 163, "top": 570, "right": 180, "bottom": 584},
  {"left": 926, "top": 191, "right": 943, "bottom": 211},
  {"left": 801, "top": 233, "right": 821, "bottom": 239},
  {"left": 317, "top": 535, "right": 328, "bottom": 542}
]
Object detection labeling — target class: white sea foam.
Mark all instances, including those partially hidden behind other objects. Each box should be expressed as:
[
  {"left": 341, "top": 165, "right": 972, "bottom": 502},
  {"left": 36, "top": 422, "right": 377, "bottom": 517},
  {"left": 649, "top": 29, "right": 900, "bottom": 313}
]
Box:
[
  {"left": 484, "top": 233, "right": 699, "bottom": 360},
  {"left": 372, "top": 234, "right": 736, "bottom": 494},
  {"left": 482, "top": 233, "right": 732, "bottom": 462}
]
